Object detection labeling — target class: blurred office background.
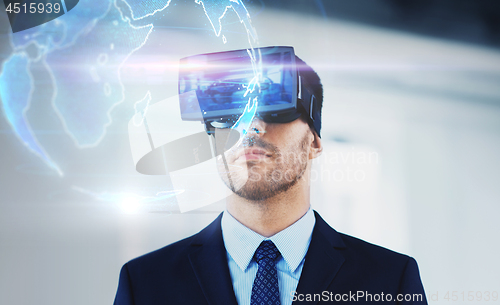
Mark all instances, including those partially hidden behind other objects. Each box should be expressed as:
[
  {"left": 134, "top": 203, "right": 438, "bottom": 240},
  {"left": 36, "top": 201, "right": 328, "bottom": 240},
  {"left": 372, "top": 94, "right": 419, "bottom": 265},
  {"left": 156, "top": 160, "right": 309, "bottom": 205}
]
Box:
[{"left": 1, "top": 0, "right": 499, "bottom": 304}]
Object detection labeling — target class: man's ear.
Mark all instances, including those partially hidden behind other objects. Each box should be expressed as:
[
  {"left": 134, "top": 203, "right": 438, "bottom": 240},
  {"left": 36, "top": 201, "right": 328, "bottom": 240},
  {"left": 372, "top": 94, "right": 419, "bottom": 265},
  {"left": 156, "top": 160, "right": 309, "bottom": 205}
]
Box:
[{"left": 309, "top": 129, "right": 323, "bottom": 160}]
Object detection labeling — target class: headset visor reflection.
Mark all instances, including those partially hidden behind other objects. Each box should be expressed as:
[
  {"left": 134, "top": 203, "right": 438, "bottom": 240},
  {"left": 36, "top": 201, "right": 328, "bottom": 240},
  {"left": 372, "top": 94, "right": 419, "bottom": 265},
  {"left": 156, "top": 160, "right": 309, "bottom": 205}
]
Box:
[{"left": 178, "top": 46, "right": 320, "bottom": 136}]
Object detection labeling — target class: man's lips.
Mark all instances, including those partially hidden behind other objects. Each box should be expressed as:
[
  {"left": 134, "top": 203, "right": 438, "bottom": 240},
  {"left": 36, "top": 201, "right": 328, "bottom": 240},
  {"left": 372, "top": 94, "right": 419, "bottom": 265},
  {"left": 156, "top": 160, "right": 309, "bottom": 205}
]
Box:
[{"left": 235, "top": 148, "right": 272, "bottom": 161}]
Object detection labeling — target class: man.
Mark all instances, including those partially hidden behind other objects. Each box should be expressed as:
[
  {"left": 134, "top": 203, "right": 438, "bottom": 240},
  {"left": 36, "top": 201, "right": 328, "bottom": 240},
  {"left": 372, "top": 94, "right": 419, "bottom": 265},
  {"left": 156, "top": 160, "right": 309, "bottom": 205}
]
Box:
[{"left": 114, "top": 47, "right": 427, "bottom": 305}]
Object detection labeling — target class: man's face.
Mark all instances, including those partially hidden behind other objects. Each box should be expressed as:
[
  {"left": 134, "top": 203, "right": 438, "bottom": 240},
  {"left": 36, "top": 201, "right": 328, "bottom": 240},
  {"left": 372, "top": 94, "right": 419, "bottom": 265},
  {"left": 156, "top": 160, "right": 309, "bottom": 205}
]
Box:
[{"left": 216, "top": 115, "right": 314, "bottom": 201}]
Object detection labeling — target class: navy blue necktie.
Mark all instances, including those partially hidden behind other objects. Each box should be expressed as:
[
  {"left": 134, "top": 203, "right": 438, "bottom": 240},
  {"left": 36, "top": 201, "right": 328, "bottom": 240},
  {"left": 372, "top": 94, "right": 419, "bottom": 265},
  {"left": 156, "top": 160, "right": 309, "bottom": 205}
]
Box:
[{"left": 250, "top": 240, "right": 281, "bottom": 305}]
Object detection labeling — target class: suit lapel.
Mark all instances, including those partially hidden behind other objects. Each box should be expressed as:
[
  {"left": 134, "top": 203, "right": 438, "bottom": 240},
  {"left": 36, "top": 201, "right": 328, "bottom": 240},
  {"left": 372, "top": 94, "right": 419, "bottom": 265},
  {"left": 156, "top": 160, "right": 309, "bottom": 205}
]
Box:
[
  {"left": 189, "top": 213, "right": 238, "bottom": 305},
  {"left": 293, "top": 211, "right": 346, "bottom": 305}
]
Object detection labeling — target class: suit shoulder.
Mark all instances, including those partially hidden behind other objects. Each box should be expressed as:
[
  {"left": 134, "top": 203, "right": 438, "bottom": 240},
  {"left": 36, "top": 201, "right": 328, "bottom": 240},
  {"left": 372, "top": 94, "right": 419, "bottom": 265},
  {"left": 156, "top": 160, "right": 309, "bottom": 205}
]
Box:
[
  {"left": 314, "top": 212, "right": 414, "bottom": 266},
  {"left": 126, "top": 234, "right": 195, "bottom": 269},
  {"left": 123, "top": 213, "right": 222, "bottom": 271},
  {"left": 337, "top": 231, "right": 414, "bottom": 268}
]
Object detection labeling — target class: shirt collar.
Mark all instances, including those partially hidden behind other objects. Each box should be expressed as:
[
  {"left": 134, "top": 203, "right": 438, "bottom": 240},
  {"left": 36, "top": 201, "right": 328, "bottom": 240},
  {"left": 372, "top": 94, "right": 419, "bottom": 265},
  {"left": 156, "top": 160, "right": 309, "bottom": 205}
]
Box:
[{"left": 221, "top": 207, "right": 315, "bottom": 273}]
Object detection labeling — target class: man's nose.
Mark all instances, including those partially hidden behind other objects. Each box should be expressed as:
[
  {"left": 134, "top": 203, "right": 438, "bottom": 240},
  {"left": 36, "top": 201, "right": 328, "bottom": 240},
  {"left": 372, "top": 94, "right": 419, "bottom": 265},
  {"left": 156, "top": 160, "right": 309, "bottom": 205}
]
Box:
[{"left": 247, "top": 117, "right": 267, "bottom": 136}]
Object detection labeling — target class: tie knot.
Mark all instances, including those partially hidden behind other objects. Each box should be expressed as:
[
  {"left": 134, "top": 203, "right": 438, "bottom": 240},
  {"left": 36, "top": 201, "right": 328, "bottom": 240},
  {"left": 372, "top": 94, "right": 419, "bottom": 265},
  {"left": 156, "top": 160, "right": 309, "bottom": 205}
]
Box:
[{"left": 254, "top": 240, "right": 281, "bottom": 263}]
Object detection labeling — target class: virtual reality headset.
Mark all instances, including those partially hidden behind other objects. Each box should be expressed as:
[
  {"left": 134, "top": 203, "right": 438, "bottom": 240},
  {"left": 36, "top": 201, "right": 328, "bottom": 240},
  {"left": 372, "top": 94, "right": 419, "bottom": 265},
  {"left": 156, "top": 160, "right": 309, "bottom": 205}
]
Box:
[{"left": 178, "top": 46, "right": 321, "bottom": 137}]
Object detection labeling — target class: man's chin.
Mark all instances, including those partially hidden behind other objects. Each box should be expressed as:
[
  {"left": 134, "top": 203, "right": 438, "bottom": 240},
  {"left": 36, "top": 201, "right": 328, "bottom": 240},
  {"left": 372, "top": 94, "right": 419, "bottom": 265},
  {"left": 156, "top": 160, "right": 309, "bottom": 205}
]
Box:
[
  {"left": 233, "top": 184, "right": 277, "bottom": 201},
  {"left": 233, "top": 176, "right": 296, "bottom": 201}
]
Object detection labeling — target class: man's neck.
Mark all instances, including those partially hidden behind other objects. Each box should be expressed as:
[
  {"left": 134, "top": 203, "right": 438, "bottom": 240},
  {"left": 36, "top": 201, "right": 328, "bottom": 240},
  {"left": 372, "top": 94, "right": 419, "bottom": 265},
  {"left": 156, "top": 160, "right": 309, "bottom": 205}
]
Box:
[{"left": 226, "top": 175, "right": 311, "bottom": 237}]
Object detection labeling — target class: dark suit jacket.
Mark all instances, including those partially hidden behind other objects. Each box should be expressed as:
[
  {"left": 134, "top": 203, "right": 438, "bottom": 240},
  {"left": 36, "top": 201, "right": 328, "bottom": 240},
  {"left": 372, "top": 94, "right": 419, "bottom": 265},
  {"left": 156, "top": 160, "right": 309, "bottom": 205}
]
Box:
[{"left": 114, "top": 211, "right": 427, "bottom": 304}]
